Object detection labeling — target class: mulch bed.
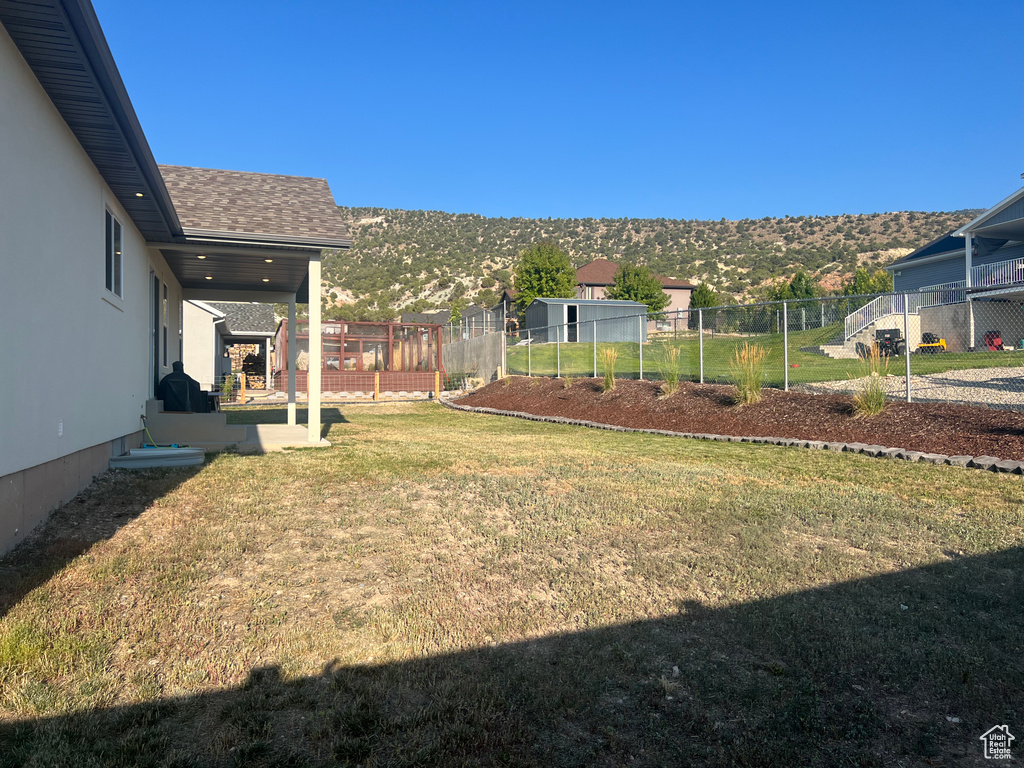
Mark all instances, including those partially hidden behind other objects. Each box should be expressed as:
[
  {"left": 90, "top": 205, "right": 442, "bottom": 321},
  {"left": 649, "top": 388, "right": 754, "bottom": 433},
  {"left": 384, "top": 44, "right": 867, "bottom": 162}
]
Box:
[{"left": 458, "top": 377, "right": 1024, "bottom": 461}]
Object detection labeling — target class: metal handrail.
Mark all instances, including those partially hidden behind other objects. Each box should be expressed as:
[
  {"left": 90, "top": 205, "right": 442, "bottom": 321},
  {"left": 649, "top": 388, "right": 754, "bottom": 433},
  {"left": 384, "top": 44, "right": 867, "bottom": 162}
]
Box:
[{"left": 972, "top": 256, "right": 1024, "bottom": 289}]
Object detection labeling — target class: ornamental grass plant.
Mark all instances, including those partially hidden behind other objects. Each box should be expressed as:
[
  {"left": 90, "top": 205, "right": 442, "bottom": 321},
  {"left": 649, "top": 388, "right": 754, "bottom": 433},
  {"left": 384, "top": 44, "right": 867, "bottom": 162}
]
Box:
[
  {"left": 656, "top": 345, "right": 683, "bottom": 397},
  {"left": 851, "top": 344, "right": 889, "bottom": 417},
  {"left": 730, "top": 342, "right": 767, "bottom": 405},
  {"left": 600, "top": 348, "right": 618, "bottom": 392}
]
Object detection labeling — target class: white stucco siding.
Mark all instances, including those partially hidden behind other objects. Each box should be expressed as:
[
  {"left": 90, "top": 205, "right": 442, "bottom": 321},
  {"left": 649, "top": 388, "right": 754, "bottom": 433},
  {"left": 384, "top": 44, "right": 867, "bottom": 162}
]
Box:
[
  {"left": 0, "top": 25, "right": 181, "bottom": 478},
  {"left": 183, "top": 301, "right": 219, "bottom": 390}
]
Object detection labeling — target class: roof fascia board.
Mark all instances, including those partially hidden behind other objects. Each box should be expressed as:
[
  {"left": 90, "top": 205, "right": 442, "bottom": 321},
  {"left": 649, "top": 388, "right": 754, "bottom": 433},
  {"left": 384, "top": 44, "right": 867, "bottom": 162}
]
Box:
[
  {"left": 180, "top": 227, "right": 352, "bottom": 249},
  {"left": 884, "top": 250, "right": 964, "bottom": 272},
  {"left": 60, "top": 0, "right": 182, "bottom": 235},
  {"left": 186, "top": 300, "right": 227, "bottom": 318},
  {"left": 952, "top": 186, "right": 1024, "bottom": 236}
]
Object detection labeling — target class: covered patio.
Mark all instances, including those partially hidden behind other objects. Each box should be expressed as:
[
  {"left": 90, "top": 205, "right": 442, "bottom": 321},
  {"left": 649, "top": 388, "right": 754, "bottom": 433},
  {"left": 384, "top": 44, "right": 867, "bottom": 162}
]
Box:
[{"left": 153, "top": 165, "right": 351, "bottom": 447}]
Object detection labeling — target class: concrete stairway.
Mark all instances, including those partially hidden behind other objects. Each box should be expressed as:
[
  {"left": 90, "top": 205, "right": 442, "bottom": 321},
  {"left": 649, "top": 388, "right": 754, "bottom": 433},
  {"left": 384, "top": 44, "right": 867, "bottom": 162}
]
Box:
[{"left": 813, "top": 314, "right": 921, "bottom": 360}]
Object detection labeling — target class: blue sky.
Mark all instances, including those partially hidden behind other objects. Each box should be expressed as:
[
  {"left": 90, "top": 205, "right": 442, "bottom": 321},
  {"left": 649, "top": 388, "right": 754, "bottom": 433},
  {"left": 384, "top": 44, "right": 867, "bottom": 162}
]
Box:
[{"left": 94, "top": 0, "right": 1023, "bottom": 220}]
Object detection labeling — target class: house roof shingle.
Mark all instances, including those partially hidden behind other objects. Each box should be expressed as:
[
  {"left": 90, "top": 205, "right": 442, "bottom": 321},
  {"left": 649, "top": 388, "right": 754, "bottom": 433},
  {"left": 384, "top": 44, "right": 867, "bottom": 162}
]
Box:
[
  {"left": 576, "top": 258, "right": 620, "bottom": 286},
  {"left": 207, "top": 302, "right": 277, "bottom": 335},
  {"left": 158, "top": 165, "right": 351, "bottom": 248}
]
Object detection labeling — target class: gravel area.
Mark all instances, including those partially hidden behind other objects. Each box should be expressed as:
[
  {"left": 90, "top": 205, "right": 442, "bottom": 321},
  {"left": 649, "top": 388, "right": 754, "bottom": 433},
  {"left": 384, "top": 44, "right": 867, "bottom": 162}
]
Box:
[{"left": 798, "top": 365, "right": 1024, "bottom": 411}]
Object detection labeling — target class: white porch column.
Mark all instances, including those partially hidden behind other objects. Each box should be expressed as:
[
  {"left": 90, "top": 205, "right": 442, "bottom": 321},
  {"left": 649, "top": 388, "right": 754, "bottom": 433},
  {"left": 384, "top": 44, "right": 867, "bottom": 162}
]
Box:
[
  {"left": 966, "top": 233, "right": 976, "bottom": 349},
  {"left": 965, "top": 233, "right": 973, "bottom": 288},
  {"left": 288, "top": 298, "right": 297, "bottom": 426},
  {"left": 264, "top": 337, "right": 271, "bottom": 389},
  {"left": 307, "top": 254, "right": 322, "bottom": 443}
]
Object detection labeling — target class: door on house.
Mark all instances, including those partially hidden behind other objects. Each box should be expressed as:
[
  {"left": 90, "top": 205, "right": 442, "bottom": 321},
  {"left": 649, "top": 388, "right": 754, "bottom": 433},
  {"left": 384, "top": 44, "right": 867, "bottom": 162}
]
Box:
[{"left": 567, "top": 304, "right": 579, "bottom": 342}]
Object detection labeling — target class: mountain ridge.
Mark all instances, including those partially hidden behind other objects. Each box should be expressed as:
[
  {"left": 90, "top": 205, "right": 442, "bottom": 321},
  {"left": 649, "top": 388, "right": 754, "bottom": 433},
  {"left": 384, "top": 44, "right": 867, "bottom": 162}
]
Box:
[{"left": 320, "top": 206, "right": 981, "bottom": 312}]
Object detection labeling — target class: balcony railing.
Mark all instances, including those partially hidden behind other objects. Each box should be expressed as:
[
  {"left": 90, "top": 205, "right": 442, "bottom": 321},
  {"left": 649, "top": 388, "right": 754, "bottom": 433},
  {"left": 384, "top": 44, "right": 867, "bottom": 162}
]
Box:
[{"left": 972, "top": 256, "right": 1024, "bottom": 289}]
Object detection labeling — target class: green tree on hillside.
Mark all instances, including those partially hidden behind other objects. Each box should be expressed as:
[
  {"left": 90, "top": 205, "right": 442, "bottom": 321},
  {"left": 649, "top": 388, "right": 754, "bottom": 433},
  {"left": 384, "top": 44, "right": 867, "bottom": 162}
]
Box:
[
  {"left": 513, "top": 243, "right": 577, "bottom": 315},
  {"left": 686, "top": 282, "right": 718, "bottom": 329},
  {"left": 766, "top": 269, "right": 818, "bottom": 301},
  {"left": 843, "top": 267, "right": 893, "bottom": 296},
  {"left": 605, "top": 263, "right": 670, "bottom": 313},
  {"left": 688, "top": 282, "right": 719, "bottom": 309}
]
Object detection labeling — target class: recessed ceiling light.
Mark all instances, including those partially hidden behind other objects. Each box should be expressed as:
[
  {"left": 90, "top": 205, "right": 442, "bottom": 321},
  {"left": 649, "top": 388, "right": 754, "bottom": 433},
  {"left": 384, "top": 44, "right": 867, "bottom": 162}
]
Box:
[
  {"left": 262, "top": 278, "right": 270, "bottom": 282},
  {"left": 197, "top": 254, "right": 207, "bottom": 260},
  {"left": 205, "top": 276, "right": 212, "bottom": 280},
  {"left": 135, "top": 192, "right": 144, "bottom": 197},
  {"left": 264, "top": 259, "right": 273, "bottom": 263}
]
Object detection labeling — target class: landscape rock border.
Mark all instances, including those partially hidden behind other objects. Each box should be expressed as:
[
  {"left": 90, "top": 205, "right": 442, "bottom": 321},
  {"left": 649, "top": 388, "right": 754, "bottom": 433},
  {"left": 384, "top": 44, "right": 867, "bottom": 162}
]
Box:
[{"left": 442, "top": 399, "right": 1024, "bottom": 475}]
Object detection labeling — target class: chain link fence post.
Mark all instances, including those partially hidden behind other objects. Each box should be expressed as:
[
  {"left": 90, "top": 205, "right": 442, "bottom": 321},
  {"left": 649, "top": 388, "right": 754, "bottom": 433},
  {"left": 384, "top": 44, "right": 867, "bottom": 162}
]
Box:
[
  {"left": 698, "top": 308, "right": 704, "bottom": 384},
  {"left": 527, "top": 329, "right": 531, "bottom": 377},
  {"left": 783, "top": 301, "right": 789, "bottom": 391},
  {"left": 556, "top": 323, "right": 561, "bottom": 378},
  {"left": 904, "top": 295, "right": 912, "bottom": 403},
  {"left": 638, "top": 314, "right": 644, "bottom": 381}
]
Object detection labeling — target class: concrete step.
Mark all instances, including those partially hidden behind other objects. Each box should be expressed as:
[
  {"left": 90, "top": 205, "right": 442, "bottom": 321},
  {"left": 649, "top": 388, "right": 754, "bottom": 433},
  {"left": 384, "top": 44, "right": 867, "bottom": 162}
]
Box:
[
  {"left": 110, "top": 448, "right": 205, "bottom": 469},
  {"left": 817, "top": 344, "right": 860, "bottom": 360}
]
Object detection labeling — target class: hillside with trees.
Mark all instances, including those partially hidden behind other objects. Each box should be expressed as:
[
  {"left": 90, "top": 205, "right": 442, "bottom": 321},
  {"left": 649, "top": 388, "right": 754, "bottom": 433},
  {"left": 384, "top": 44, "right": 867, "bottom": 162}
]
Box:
[{"left": 319, "top": 207, "right": 980, "bottom": 315}]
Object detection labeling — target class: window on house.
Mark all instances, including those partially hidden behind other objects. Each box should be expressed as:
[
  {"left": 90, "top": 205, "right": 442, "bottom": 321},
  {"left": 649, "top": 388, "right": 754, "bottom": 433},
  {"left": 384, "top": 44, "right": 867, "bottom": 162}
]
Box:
[{"left": 105, "top": 210, "right": 123, "bottom": 297}]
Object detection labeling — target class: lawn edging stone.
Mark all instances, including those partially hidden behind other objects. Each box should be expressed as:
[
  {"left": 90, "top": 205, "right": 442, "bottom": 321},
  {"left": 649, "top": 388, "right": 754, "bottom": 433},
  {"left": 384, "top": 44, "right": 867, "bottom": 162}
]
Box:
[{"left": 441, "top": 400, "right": 1017, "bottom": 476}]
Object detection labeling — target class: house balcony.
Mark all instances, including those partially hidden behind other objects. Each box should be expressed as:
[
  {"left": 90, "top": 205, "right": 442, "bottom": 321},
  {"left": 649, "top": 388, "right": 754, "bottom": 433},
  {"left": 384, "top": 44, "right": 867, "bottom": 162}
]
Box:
[{"left": 972, "top": 256, "right": 1024, "bottom": 290}]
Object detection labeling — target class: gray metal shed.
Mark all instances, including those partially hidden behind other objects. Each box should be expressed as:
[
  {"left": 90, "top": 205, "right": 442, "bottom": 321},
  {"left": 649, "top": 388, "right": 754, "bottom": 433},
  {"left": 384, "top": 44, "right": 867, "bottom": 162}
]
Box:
[{"left": 523, "top": 298, "right": 648, "bottom": 343}]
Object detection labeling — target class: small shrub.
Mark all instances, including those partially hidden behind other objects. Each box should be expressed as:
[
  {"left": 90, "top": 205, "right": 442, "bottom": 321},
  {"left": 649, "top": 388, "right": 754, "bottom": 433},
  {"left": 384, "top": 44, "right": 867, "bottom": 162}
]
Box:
[
  {"left": 657, "top": 345, "right": 683, "bottom": 397},
  {"left": 600, "top": 348, "right": 618, "bottom": 392},
  {"left": 562, "top": 375, "right": 574, "bottom": 390},
  {"left": 221, "top": 374, "right": 235, "bottom": 402},
  {"left": 730, "top": 343, "right": 767, "bottom": 405},
  {"left": 851, "top": 344, "right": 889, "bottom": 416}
]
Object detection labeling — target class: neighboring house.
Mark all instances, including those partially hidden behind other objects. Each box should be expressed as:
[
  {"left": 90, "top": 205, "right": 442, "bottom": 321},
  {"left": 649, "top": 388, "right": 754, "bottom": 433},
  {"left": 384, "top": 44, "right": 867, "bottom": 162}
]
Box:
[
  {"left": 183, "top": 301, "right": 277, "bottom": 390},
  {"left": 522, "top": 298, "right": 648, "bottom": 343},
  {"left": 0, "top": 0, "right": 349, "bottom": 556},
  {"left": 575, "top": 258, "right": 696, "bottom": 313},
  {"left": 878, "top": 186, "right": 1024, "bottom": 351}
]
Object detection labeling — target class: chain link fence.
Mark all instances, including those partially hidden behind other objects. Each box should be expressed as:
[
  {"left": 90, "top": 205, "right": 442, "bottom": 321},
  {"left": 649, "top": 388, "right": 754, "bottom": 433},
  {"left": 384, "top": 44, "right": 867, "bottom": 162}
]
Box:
[
  {"left": 500, "top": 292, "right": 1024, "bottom": 411},
  {"left": 443, "top": 307, "right": 505, "bottom": 344}
]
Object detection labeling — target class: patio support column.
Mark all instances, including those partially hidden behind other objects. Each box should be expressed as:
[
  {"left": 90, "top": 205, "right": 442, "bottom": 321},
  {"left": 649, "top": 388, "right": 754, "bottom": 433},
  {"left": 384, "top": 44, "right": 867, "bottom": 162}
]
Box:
[
  {"left": 264, "top": 338, "right": 271, "bottom": 389},
  {"left": 288, "top": 298, "right": 297, "bottom": 426},
  {"left": 307, "top": 253, "right": 322, "bottom": 444}
]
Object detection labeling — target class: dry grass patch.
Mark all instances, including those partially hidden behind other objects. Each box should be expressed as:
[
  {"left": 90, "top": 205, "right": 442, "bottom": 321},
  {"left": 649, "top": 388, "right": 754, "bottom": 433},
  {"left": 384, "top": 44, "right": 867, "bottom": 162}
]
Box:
[{"left": 0, "top": 403, "right": 1021, "bottom": 766}]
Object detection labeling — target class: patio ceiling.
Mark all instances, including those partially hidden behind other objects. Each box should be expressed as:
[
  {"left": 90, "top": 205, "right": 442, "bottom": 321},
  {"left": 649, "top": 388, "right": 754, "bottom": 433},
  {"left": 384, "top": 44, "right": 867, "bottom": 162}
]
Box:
[{"left": 156, "top": 242, "right": 317, "bottom": 303}]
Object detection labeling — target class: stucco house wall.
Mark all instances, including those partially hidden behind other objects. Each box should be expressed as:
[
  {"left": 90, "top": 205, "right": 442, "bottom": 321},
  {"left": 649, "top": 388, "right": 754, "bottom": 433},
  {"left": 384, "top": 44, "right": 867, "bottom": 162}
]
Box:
[
  {"left": 0, "top": 23, "right": 182, "bottom": 553},
  {"left": 183, "top": 301, "right": 221, "bottom": 390}
]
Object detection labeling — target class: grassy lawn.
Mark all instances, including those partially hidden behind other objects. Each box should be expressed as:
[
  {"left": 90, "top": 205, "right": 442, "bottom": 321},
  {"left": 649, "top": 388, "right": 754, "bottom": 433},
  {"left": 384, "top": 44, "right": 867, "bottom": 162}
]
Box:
[
  {"left": 1, "top": 403, "right": 1022, "bottom": 766},
  {"left": 507, "top": 325, "right": 1024, "bottom": 389}
]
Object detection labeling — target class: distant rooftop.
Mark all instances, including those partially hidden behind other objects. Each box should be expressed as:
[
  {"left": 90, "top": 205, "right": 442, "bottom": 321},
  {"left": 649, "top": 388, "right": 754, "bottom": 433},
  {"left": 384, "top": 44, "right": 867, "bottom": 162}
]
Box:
[
  {"left": 207, "top": 302, "right": 277, "bottom": 335},
  {"left": 576, "top": 258, "right": 694, "bottom": 289}
]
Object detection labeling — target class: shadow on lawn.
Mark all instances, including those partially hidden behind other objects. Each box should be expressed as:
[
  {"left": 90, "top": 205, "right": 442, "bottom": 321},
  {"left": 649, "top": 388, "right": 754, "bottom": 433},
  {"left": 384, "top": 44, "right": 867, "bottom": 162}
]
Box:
[
  {"left": 225, "top": 406, "right": 349, "bottom": 426},
  {"left": 0, "top": 466, "right": 203, "bottom": 622},
  {"left": 2, "top": 547, "right": 1021, "bottom": 767}
]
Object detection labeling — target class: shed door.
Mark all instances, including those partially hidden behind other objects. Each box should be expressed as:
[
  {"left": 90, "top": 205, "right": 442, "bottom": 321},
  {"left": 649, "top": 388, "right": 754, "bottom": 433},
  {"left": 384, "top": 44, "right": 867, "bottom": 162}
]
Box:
[{"left": 567, "top": 304, "right": 578, "bottom": 342}]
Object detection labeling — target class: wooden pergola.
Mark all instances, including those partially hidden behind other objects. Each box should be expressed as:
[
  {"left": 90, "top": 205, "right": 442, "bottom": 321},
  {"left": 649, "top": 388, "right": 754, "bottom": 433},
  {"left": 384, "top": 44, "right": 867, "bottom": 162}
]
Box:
[{"left": 274, "top": 319, "right": 443, "bottom": 392}]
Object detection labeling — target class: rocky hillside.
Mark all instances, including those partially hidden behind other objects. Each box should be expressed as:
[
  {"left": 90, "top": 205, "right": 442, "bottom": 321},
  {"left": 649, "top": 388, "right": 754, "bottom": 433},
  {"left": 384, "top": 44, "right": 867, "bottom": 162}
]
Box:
[{"left": 321, "top": 207, "right": 980, "bottom": 312}]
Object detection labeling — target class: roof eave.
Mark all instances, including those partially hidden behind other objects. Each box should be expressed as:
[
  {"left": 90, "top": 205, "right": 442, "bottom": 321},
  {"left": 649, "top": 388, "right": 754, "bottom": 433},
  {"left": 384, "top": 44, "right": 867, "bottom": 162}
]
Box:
[
  {"left": 180, "top": 227, "right": 352, "bottom": 250},
  {"left": 43, "top": 0, "right": 182, "bottom": 236},
  {"left": 953, "top": 186, "right": 1024, "bottom": 236}
]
